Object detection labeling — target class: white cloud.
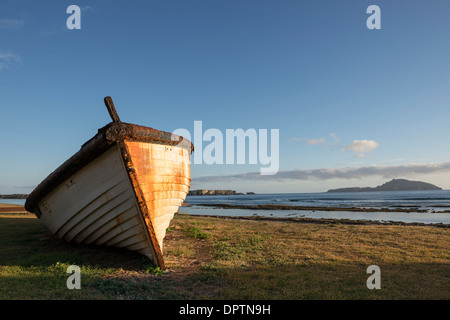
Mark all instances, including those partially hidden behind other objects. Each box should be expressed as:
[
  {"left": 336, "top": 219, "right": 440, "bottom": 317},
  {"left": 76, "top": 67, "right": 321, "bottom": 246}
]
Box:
[
  {"left": 345, "top": 139, "right": 378, "bottom": 158},
  {"left": 0, "top": 52, "right": 21, "bottom": 70}
]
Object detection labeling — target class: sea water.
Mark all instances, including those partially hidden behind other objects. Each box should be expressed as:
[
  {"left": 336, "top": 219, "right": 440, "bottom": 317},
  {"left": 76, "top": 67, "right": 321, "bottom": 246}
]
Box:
[{"left": 180, "top": 190, "right": 450, "bottom": 224}]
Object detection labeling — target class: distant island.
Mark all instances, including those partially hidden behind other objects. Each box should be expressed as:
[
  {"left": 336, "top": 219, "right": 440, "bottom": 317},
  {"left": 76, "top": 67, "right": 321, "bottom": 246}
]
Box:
[
  {"left": 188, "top": 189, "right": 255, "bottom": 196},
  {"left": 327, "top": 179, "right": 442, "bottom": 193}
]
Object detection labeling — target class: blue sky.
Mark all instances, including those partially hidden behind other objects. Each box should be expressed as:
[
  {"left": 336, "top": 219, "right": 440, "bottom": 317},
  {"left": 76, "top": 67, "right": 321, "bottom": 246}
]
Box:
[{"left": 1, "top": 0, "right": 450, "bottom": 194}]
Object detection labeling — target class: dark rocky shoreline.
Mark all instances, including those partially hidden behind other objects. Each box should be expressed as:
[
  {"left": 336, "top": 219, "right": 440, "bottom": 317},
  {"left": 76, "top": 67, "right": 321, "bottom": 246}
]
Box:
[
  {"left": 0, "top": 194, "right": 28, "bottom": 199},
  {"left": 181, "top": 213, "right": 449, "bottom": 228},
  {"left": 195, "top": 203, "right": 450, "bottom": 213},
  {"left": 188, "top": 189, "right": 255, "bottom": 196}
]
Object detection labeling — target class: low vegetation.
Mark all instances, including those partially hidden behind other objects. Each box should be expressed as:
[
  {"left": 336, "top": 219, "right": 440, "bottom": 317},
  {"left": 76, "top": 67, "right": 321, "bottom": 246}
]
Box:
[{"left": 0, "top": 209, "right": 448, "bottom": 300}]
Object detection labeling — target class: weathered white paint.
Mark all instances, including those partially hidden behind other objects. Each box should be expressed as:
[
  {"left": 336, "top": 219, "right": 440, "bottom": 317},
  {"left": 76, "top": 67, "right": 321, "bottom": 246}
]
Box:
[{"left": 37, "top": 145, "right": 158, "bottom": 262}]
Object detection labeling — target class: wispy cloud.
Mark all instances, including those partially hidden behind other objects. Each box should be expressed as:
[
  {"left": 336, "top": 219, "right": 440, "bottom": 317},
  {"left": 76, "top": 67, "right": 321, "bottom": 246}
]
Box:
[
  {"left": 81, "top": 5, "right": 94, "bottom": 13},
  {"left": 329, "top": 132, "right": 341, "bottom": 144},
  {"left": 0, "top": 18, "right": 24, "bottom": 29},
  {"left": 193, "top": 161, "right": 450, "bottom": 182},
  {"left": 0, "top": 52, "right": 21, "bottom": 70},
  {"left": 293, "top": 133, "right": 379, "bottom": 158},
  {"left": 292, "top": 137, "right": 326, "bottom": 145}
]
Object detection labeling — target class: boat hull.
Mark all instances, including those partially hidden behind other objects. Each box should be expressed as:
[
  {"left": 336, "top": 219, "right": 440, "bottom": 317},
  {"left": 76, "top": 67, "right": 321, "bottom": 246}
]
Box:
[{"left": 26, "top": 117, "right": 193, "bottom": 269}]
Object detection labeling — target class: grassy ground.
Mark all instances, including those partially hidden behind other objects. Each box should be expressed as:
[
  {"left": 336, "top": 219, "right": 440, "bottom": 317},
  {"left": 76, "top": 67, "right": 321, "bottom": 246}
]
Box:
[{"left": 0, "top": 208, "right": 449, "bottom": 300}]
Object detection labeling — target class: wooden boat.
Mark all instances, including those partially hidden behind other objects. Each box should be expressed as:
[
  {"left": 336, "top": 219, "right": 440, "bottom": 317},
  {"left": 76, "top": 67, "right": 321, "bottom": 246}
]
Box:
[{"left": 25, "top": 97, "right": 193, "bottom": 268}]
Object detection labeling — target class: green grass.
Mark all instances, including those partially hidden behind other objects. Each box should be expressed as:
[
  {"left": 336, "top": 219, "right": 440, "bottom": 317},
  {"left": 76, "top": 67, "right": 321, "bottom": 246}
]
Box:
[
  {"left": 0, "top": 215, "right": 183, "bottom": 299},
  {"left": 183, "top": 226, "right": 211, "bottom": 239},
  {"left": 1, "top": 214, "right": 449, "bottom": 300},
  {"left": 171, "top": 215, "right": 450, "bottom": 299}
]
